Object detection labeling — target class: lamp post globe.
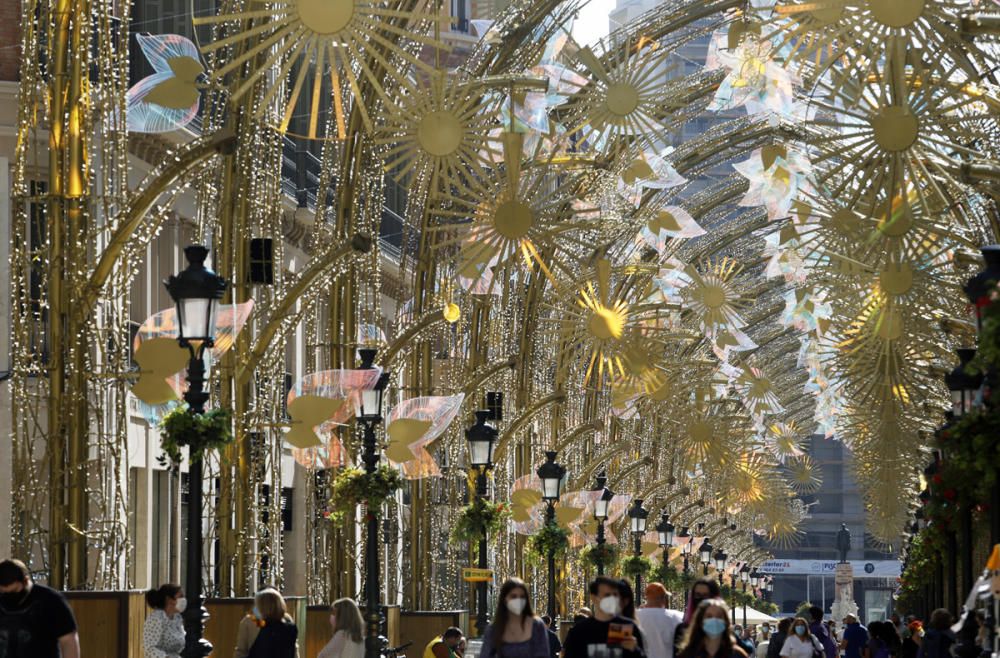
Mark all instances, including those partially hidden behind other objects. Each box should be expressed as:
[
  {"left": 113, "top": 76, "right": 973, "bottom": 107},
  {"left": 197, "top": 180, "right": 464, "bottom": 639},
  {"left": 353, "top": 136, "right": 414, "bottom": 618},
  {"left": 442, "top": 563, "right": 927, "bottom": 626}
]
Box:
[
  {"left": 656, "top": 513, "right": 675, "bottom": 549},
  {"left": 628, "top": 499, "right": 649, "bottom": 593},
  {"left": 945, "top": 348, "right": 982, "bottom": 417},
  {"left": 699, "top": 539, "right": 713, "bottom": 575},
  {"left": 164, "top": 245, "right": 227, "bottom": 350}
]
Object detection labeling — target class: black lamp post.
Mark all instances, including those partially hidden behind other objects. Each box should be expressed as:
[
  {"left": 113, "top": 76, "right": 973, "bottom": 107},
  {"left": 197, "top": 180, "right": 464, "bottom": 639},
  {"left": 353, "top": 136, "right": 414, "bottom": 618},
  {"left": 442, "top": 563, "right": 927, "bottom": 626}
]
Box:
[
  {"left": 537, "top": 451, "right": 566, "bottom": 619},
  {"left": 165, "top": 245, "right": 226, "bottom": 658},
  {"left": 964, "top": 245, "right": 1000, "bottom": 546},
  {"left": 739, "top": 564, "right": 751, "bottom": 627},
  {"left": 628, "top": 499, "right": 649, "bottom": 595},
  {"left": 356, "top": 347, "right": 390, "bottom": 658},
  {"left": 699, "top": 538, "right": 713, "bottom": 576},
  {"left": 679, "top": 527, "right": 692, "bottom": 574},
  {"left": 656, "top": 513, "right": 675, "bottom": 555},
  {"left": 466, "top": 410, "right": 498, "bottom": 637},
  {"left": 592, "top": 473, "right": 614, "bottom": 575}
]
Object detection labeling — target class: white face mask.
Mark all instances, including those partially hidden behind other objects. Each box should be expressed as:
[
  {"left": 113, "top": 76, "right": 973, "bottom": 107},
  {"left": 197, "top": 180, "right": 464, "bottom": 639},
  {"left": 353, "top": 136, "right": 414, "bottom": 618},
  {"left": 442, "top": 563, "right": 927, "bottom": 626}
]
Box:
[
  {"left": 599, "top": 595, "right": 620, "bottom": 616},
  {"left": 506, "top": 597, "right": 527, "bottom": 615},
  {"left": 174, "top": 597, "right": 188, "bottom": 613}
]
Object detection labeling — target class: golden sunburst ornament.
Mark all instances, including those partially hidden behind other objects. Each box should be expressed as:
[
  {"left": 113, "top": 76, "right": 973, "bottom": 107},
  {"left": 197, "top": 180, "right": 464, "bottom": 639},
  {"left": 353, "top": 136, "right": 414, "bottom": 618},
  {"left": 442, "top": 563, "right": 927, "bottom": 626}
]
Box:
[
  {"left": 376, "top": 74, "right": 501, "bottom": 186},
  {"left": 786, "top": 455, "right": 822, "bottom": 494},
  {"left": 194, "top": 0, "right": 446, "bottom": 139}
]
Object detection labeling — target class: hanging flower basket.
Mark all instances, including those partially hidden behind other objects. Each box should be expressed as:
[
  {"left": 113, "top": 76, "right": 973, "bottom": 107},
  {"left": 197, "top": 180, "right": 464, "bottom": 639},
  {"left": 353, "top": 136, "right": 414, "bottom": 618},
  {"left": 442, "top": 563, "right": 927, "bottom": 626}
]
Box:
[
  {"left": 328, "top": 465, "right": 403, "bottom": 522},
  {"left": 526, "top": 523, "right": 570, "bottom": 564},
  {"left": 580, "top": 543, "right": 620, "bottom": 571},
  {"left": 620, "top": 554, "right": 654, "bottom": 580},
  {"left": 158, "top": 406, "right": 233, "bottom": 465},
  {"left": 653, "top": 562, "right": 686, "bottom": 592},
  {"left": 450, "top": 498, "right": 511, "bottom": 545}
]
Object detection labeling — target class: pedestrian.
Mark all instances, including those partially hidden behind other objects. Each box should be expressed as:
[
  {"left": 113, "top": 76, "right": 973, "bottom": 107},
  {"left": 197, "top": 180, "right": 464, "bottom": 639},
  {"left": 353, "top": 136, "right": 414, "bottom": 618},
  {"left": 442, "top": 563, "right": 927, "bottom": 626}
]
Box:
[
  {"left": 890, "top": 616, "right": 906, "bottom": 642},
  {"left": 423, "top": 627, "right": 465, "bottom": 658},
  {"left": 563, "top": 576, "right": 645, "bottom": 658},
  {"left": 900, "top": 621, "right": 922, "bottom": 658},
  {"left": 779, "top": 617, "right": 823, "bottom": 658},
  {"left": 541, "top": 615, "right": 563, "bottom": 658},
  {"left": 480, "top": 578, "right": 550, "bottom": 658},
  {"left": 636, "top": 583, "right": 683, "bottom": 658},
  {"left": 732, "top": 625, "right": 755, "bottom": 655},
  {"left": 839, "top": 614, "right": 868, "bottom": 658},
  {"left": 619, "top": 580, "right": 638, "bottom": 621},
  {"left": 754, "top": 625, "right": 770, "bottom": 658},
  {"left": 143, "top": 583, "right": 186, "bottom": 658},
  {"left": 876, "top": 620, "right": 901, "bottom": 657},
  {"left": 234, "top": 587, "right": 299, "bottom": 658},
  {"left": 808, "top": 607, "right": 837, "bottom": 658},
  {"left": 318, "top": 598, "right": 365, "bottom": 658},
  {"left": 767, "top": 620, "right": 792, "bottom": 658},
  {"left": 675, "top": 577, "right": 724, "bottom": 657},
  {"left": 677, "top": 597, "right": 747, "bottom": 658},
  {"left": 916, "top": 610, "right": 954, "bottom": 658},
  {"left": 868, "top": 622, "right": 891, "bottom": 658},
  {"left": 0, "top": 558, "right": 80, "bottom": 658}
]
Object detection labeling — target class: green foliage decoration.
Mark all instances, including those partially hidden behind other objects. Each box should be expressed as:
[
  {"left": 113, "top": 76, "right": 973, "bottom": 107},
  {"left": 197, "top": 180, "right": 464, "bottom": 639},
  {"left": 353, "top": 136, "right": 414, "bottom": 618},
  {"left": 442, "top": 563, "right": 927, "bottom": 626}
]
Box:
[
  {"left": 450, "top": 498, "right": 511, "bottom": 545},
  {"left": 158, "top": 405, "right": 233, "bottom": 465},
  {"left": 527, "top": 523, "right": 570, "bottom": 564},
  {"left": 620, "top": 555, "right": 654, "bottom": 579},
  {"left": 580, "top": 543, "right": 621, "bottom": 571},
  {"left": 328, "top": 465, "right": 403, "bottom": 522},
  {"left": 896, "top": 531, "right": 941, "bottom": 614}
]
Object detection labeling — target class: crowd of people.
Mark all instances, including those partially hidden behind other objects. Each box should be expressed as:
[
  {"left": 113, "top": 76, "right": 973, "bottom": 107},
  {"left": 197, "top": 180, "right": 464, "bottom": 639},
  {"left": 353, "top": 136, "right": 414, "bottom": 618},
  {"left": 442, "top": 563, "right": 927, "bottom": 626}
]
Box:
[{"left": 1, "top": 557, "right": 994, "bottom": 658}]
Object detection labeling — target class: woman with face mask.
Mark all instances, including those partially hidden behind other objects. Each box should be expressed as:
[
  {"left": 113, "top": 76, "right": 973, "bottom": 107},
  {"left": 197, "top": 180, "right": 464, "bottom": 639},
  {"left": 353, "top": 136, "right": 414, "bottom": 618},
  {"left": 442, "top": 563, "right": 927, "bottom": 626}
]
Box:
[
  {"left": 778, "top": 617, "right": 822, "bottom": 658},
  {"left": 235, "top": 587, "right": 300, "bottom": 658},
  {"left": 318, "top": 598, "right": 365, "bottom": 658},
  {"left": 481, "top": 578, "right": 551, "bottom": 658},
  {"left": 676, "top": 598, "right": 745, "bottom": 658},
  {"left": 143, "top": 583, "right": 186, "bottom": 658}
]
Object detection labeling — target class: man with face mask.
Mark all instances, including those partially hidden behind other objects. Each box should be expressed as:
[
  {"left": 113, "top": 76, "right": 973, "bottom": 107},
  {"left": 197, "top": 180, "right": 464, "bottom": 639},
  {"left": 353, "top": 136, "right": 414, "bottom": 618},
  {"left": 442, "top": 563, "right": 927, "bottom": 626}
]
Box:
[
  {"left": 0, "top": 558, "right": 80, "bottom": 658},
  {"left": 563, "top": 577, "right": 645, "bottom": 658}
]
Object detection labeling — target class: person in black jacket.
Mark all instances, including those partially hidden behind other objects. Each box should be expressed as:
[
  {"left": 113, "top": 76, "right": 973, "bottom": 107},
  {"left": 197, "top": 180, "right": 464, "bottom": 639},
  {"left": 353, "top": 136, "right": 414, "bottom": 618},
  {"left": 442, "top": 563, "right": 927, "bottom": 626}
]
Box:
[
  {"left": 245, "top": 588, "right": 299, "bottom": 658},
  {"left": 564, "top": 577, "right": 645, "bottom": 658},
  {"left": 767, "top": 618, "right": 792, "bottom": 658}
]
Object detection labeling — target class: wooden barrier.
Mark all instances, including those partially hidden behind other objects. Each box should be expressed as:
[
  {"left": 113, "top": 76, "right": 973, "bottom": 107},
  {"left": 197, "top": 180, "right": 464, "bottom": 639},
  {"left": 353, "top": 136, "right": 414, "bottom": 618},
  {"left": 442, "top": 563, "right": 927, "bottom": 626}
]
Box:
[
  {"left": 398, "top": 610, "right": 469, "bottom": 658},
  {"left": 65, "top": 591, "right": 147, "bottom": 658}
]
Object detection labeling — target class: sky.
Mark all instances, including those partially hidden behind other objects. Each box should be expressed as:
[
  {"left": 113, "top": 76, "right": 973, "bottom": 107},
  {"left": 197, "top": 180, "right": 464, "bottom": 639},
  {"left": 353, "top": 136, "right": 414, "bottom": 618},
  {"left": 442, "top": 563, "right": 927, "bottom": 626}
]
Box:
[{"left": 570, "top": 0, "right": 615, "bottom": 47}]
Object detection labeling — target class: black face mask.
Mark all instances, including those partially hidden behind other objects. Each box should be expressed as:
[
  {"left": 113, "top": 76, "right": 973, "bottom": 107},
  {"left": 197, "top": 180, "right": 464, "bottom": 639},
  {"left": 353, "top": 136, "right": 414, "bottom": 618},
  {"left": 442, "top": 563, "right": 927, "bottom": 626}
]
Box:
[{"left": 0, "top": 588, "right": 28, "bottom": 609}]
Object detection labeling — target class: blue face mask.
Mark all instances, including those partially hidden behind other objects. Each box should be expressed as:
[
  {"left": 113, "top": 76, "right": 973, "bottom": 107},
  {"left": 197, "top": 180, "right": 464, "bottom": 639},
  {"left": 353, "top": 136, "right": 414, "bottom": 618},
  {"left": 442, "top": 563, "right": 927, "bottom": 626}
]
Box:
[
  {"left": 703, "top": 618, "right": 727, "bottom": 638},
  {"left": 795, "top": 626, "right": 807, "bottom": 636}
]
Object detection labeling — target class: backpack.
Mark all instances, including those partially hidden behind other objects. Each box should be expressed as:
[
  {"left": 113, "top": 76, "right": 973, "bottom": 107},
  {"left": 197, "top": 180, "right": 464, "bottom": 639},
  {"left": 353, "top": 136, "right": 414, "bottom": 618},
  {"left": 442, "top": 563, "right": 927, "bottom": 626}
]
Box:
[{"left": 810, "top": 635, "right": 826, "bottom": 658}]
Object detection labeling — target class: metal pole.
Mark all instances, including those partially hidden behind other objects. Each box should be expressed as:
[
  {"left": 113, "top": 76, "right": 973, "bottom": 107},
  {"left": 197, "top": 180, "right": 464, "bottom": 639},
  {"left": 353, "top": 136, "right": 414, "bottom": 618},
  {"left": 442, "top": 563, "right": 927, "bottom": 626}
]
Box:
[
  {"left": 181, "top": 349, "right": 212, "bottom": 658},
  {"left": 547, "top": 502, "right": 556, "bottom": 619},
  {"left": 634, "top": 536, "right": 643, "bottom": 597},
  {"left": 476, "top": 469, "right": 489, "bottom": 637},
  {"left": 960, "top": 508, "right": 974, "bottom": 598},
  {"left": 596, "top": 520, "right": 606, "bottom": 575},
  {"left": 742, "top": 582, "right": 747, "bottom": 628},
  {"left": 363, "top": 421, "right": 382, "bottom": 658}
]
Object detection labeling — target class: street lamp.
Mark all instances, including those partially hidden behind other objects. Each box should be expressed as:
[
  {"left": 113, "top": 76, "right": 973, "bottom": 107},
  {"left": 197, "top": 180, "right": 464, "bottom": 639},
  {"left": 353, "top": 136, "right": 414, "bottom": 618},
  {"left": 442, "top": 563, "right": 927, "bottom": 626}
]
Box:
[
  {"left": 628, "top": 499, "right": 649, "bottom": 593},
  {"left": 656, "top": 513, "right": 675, "bottom": 550},
  {"left": 164, "top": 245, "right": 226, "bottom": 658},
  {"left": 537, "top": 451, "right": 566, "bottom": 618},
  {"left": 679, "top": 527, "right": 692, "bottom": 574},
  {"left": 699, "top": 538, "right": 713, "bottom": 575},
  {"left": 356, "top": 347, "right": 390, "bottom": 658},
  {"left": 591, "top": 473, "right": 614, "bottom": 575},
  {"left": 945, "top": 348, "right": 982, "bottom": 417},
  {"left": 466, "top": 410, "right": 497, "bottom": 637},
  {"left": 714, "top": 549, "right": 728, "bottom": 587},
  {"left": 750, "top": 568, "right": 761, "bottom": 589},
  {"left": 739, "top": 564, "right": 751, "bottom": 626}
]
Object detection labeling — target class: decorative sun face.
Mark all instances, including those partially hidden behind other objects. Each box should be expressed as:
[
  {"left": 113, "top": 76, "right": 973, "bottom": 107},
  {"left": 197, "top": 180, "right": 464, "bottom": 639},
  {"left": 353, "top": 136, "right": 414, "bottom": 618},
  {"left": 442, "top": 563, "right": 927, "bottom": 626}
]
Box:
[
  {"left": 376, "top": 75, "right": 501, "bottom": 187},
  {"left": 194, "top": 0, "right": 444, "bottom": 139}
]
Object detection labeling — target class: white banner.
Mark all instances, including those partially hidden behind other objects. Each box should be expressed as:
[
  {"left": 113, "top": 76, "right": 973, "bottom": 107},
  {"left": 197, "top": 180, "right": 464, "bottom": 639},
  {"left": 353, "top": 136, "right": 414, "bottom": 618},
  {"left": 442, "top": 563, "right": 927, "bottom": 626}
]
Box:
[{"left": 758, "top": 560, "right": 900, "bottom": 578}]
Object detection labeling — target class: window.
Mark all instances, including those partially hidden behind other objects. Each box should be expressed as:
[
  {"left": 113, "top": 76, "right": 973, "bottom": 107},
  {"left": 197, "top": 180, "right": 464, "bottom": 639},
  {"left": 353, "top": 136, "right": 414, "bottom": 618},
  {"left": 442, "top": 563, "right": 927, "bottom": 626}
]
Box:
[{"left": 248, "top": 238, "right": 274, "bottom": 285}]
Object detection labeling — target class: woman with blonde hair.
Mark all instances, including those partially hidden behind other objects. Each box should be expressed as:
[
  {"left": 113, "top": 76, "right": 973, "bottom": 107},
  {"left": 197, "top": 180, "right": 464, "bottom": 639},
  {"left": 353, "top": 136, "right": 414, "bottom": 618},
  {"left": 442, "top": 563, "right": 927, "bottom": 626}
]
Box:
[
  {"left": 235, "top": 587, "right": 300, "bottom": 658},
  {"left": 318, "top": 598, "right": 367, "bottom": 658}
]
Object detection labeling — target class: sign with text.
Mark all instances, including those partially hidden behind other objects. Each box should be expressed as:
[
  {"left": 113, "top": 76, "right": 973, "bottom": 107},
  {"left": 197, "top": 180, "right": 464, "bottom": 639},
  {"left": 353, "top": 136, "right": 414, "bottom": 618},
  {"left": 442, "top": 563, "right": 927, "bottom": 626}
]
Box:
[
  {"left": 462, "top": 567, "right": 494, "bottom": 582},
  {"left": 758, "top": 560, "right": 900, "bottom": 578}
]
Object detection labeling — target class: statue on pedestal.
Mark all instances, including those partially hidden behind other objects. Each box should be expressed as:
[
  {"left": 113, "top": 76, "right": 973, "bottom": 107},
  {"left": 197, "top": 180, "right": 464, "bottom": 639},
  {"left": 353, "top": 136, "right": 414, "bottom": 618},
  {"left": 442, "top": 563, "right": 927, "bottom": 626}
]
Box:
[{"left": 836, "top": 524, "right": 851, "bottom": 564}]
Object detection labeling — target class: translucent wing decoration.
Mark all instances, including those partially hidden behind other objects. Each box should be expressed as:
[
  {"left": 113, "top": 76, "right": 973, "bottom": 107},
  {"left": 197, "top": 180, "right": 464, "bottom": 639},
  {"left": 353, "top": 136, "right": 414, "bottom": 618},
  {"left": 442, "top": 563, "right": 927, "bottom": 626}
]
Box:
[
  {"left": 639, "top": 205, "right": 706, "bottom": 254},
  {"left": 511, "top": 475, "right": 546, "bottom": 535},
  {"left": 617, "top": 153, "right": 686, "bottom": 207},
  {"left": 732, "top": 146, "right": 813, "bottom": 220},
  {"left": 127, "top": 34, "right": 204, "bottom": 133},
  {"left": 130, "top": 301, "right": 254, "bottom": 415},
  {"left": 284, "top": 367, "right": 383, "bottom": 453},
  {"left": 384, "top": 394, "right": 465, "bottom": 479}
]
